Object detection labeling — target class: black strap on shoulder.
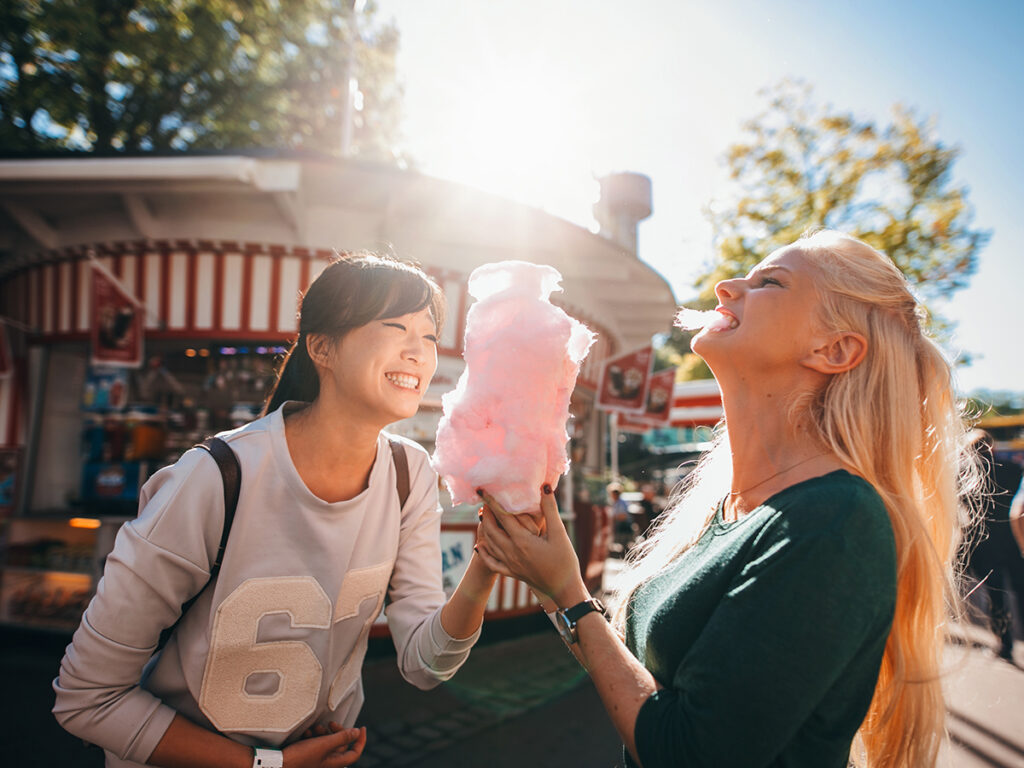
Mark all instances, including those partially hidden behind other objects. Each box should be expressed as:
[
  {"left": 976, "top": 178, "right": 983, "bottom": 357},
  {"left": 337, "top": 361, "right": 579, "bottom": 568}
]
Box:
[
  {"left": 196, "top": 436, "right": 242, "bottom": 578},
  {"left": 156, "top": 436, "right": 241, "bottom": 652},
  {"left": 388, "top": 438, "right": 411, "bottom": 511}
]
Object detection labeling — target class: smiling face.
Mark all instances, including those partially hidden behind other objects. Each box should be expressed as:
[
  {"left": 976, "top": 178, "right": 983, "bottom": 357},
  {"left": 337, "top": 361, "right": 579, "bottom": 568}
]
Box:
[
  {"left": 691, "top": 246, "right": 828, "bottom": 377},
  {"left": 323, "top": 306, "right": 439, "bottom": 427}
]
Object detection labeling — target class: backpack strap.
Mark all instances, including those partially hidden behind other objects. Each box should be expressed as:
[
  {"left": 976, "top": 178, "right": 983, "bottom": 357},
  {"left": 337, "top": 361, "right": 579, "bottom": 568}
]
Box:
[
  {"left": 197, "top": 436, "right": 242, "bottom": 578},
  {"left": 156, "top": 436, "right": 240, "bottom": 651},
  {"left": 388, "top": 438, "right": 411, "bottom": 511}
]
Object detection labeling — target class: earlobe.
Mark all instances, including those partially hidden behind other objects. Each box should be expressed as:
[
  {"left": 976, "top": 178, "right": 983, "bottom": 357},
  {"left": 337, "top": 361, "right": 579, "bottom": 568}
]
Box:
[{"left": 802, "top": 332, "right": 868, "bottom": 375}]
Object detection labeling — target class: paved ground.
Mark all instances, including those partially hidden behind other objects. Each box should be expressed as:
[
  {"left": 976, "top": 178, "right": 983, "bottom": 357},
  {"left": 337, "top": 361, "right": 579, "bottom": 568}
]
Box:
[
  {"left": 3, "top": 617, "right": 624, "bottom": 768},
  {"left": 4, "top": 577, "right": 1023, "bottom": 767},
  {"left": 941, "top": 624, "right": 1024, "bottom": 768}
]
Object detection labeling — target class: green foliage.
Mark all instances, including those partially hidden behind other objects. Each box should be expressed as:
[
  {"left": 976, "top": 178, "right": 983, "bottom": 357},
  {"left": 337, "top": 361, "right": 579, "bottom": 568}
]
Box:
[
  {"left": 695, "top": 80, "right": 989, "bottom": 322},
  {"left": 965, "top": 390, "right": 1024, "bottom": 418},
  {"left": 1, "top": 0, "right": 406, "bottom": 161},
  {"left": 653, "top": 328, "right": 711, "bottom": 382}
]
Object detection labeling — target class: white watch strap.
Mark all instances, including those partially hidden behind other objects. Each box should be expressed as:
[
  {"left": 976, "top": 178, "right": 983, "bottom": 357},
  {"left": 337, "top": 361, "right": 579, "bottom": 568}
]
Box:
[{"left": 253, "top": 747, "right": 284, "bottom": 768}]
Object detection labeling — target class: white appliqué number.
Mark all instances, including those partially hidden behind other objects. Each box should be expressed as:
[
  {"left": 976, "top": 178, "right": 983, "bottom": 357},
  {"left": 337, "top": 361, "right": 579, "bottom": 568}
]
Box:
[{"left": 199, "top": 568, "right": 390, "bottom": 734}]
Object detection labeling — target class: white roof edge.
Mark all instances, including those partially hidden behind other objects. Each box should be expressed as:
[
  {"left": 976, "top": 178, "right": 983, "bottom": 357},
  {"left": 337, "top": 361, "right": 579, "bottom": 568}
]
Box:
[{"left": 0, "top": 156, "right": 300, "bottom": 191}]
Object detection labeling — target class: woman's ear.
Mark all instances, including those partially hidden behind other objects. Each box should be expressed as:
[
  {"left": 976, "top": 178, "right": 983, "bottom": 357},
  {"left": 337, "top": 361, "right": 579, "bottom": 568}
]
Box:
[
  {"left": 802, "top": 331, "right": 868, "bottom": 375},
  {"left": 305, "top": 333, "right": 334, "bottom": 370}
]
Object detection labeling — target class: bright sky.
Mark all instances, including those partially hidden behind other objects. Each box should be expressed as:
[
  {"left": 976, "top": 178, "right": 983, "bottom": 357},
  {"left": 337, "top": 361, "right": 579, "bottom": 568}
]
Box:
[{"left": 379, "top": 0, "right": 1023, "bottom": 396}]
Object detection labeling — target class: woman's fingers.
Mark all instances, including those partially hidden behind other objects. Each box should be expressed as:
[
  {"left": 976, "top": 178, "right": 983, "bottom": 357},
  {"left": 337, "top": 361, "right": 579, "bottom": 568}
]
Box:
[
  {"left": 477, "top": 488, "right": 508, "bottom": 518},
  {"left": 473, "top": 543, "right": 515, "bottom": 578},
  {"left": 325, "top": 727, "right": 366, "bottom": 767},
  {"left": 539, "top": 485, "right": 568, "bottom": 540},
  {"left": 479, "top": 504, "right": 511, "bottom": 546},
  {"left": 517, "top": 511, "right": 542, "bottom": 536}
]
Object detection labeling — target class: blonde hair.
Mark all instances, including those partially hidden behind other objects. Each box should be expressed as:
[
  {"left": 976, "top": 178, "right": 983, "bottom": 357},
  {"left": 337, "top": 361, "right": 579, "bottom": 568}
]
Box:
[{"left": 613, "top": 230, "right": 981, "bottom": 768}]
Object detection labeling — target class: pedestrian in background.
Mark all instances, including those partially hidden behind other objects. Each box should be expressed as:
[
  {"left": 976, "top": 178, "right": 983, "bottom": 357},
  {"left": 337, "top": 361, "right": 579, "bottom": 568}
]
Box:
[
  {"left": 607, "top": 481, "right": 635, "bottom": 555},
  {"left": 966, "top": 429, "right": 1024, "bottom": 662},
  {"left": 477, "top": 230, "right": 981, "bottom": 768},
  {"left": 53, "top": 254, "right": 499, "bottom": 768},
  {"left": 636, "top": 483, "right": 663, "bottom": 537}
]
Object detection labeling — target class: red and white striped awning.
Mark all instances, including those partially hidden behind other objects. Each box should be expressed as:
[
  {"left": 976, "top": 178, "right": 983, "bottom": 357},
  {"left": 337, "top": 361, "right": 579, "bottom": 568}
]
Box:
[
  {"left": 0, "top": 241, "right": 615, "bottom": 387},
  {"left": 617, "top": 377, "right": 722, "bottom": 432},
  {"left": 668, "top": 378, "right": 723, "bottom": 427}
]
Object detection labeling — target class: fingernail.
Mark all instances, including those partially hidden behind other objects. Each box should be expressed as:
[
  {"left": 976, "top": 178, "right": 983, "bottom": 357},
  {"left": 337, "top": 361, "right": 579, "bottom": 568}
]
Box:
[
  {"left": 478, "top": 509, "right": 483, "bottom": 520},
  {"left": 473, "top": 545, "right": 479, "bottom": 553},
  {"left": 476, "top": 488, "right": 484, "bottom": 497},
  {"left": 543, "top": 484, "right": 552, "bottom": 495}
]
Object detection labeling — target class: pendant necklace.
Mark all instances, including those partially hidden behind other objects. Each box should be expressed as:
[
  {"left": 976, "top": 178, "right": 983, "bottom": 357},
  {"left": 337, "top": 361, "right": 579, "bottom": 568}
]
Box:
[{"left": 724, "top": 453, "right": 826, "bottom": 521}]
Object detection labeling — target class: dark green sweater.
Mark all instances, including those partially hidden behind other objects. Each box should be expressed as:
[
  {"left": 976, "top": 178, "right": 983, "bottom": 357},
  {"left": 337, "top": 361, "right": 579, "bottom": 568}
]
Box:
[{"left": 624, "top": 471, "right": 896, "bottom": 768}]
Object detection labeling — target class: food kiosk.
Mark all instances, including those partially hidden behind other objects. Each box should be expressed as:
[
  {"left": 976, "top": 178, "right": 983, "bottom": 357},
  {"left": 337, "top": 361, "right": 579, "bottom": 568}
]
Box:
[{"left": 0, "top": 156, "right": 677, "bottom": 633}]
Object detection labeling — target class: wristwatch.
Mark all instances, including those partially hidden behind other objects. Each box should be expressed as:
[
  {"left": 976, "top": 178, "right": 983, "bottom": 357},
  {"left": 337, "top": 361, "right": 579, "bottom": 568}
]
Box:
[
  {"left": 253, "top": 747, "right": 283, "bottom": 768},
  {"left": 554, "top": 597, "right": 607, "bottom": 644}
]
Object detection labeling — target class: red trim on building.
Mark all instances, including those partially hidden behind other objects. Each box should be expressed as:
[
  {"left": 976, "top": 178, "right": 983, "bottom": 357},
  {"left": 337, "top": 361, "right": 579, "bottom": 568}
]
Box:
[
  {"left": 159, "top": 250, "right": 171, "bottom": 329},
  {"left": 268, "top": 254, "right": 282, "bottom": 334},
  {"left": 134, "top": 250, "right": 145, "bottom": 300},
  {"left": 213, "top": 252, "right": 224, "bottom": 331},
  {"left": 240, "top": 252, "right": 253, "bottom": 332},
  {"left": 670, "top": 395, "right": 722, "bottom": 408},
  {"left": 299, "top": 253, "right": 311, "bottom": 297},
  {"left": 186, "top": 250, "right": 198, "bottom": 331},
  {"left": 69, "top": 257, "right": 80, "bottom": 334},
  {"left": 51, "top": 261, "right": 61, "bottom": 333}
]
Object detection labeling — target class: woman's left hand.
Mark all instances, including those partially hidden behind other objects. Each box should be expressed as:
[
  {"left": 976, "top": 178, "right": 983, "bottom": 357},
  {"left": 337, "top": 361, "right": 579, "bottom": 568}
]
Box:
[
  {"left": 475, "top": 486, "right": 586, "bottom": 606},
  {"left": 283, "top": 723, "right": 366, "bottom": 768}
]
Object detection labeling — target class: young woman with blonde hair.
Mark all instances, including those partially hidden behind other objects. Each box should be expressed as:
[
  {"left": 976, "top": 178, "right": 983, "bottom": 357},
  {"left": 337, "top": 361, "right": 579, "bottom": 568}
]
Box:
[{"left": 477, "top": 230, "right": 977, "bottom": 768}]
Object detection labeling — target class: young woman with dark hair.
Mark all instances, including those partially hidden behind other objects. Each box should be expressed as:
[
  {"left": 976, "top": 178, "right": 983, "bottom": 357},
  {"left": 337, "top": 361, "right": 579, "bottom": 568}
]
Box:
[{"left": 54, "top": 253, "right": 498, "bottom": 768}]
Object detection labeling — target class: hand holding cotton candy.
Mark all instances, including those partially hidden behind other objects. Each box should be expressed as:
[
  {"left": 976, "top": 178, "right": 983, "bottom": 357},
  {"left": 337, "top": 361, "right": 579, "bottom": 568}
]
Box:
[{"left": 431, "top": 261, "right": 596, "bottom": 514}]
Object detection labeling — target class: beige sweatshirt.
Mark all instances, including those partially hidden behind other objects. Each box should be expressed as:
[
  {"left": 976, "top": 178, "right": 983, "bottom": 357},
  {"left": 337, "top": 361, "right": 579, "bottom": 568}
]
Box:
[{"left": 53, "top": 403, "right": 478, "bottom": 767}]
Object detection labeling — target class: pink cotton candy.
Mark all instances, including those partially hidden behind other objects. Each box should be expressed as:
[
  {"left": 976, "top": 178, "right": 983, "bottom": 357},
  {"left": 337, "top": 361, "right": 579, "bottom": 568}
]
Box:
[{"left": 431, "top": 261, "right": 596, "bottom": 514}]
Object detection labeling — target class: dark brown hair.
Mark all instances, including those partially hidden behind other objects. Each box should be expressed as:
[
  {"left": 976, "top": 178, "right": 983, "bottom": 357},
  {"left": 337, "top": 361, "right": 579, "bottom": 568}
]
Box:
[{"left": 263, "top": 252, "right": 445, "bottom": 415}]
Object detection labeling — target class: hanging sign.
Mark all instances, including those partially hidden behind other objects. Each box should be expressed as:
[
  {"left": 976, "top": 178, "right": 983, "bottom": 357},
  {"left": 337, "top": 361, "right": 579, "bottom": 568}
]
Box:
[
  {"left": 596, "top": 345, "right": 653, "bottom": 413},
  {"left": 642, "top": 366, "right": 677, "bottom": 424},
  {"left": 90, "top": 262, "right": 144, "bottom": 368}
]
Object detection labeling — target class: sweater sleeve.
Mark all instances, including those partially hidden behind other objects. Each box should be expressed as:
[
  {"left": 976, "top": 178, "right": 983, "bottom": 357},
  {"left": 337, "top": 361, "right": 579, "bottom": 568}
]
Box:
[
  {"left": 52, "top": 448, "right": 225, "bottom": 764},
  {"left": 632, "top": 499, "right": 896, "bottom": 768},
  {"left": 384, "top": 445, "right": 479, "bottom": 690}
]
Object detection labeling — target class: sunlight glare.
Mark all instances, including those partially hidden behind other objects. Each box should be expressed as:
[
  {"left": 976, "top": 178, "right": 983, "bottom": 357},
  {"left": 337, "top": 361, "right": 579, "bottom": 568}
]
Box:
[{"left": 441, "top": 58, "right": 596, "bottom": 219}]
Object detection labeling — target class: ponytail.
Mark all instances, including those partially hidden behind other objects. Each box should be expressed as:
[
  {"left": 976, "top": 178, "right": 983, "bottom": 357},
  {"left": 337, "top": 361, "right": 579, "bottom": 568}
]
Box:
[{"left": 262, "top": 333, "right": 320, "bottom": 416}]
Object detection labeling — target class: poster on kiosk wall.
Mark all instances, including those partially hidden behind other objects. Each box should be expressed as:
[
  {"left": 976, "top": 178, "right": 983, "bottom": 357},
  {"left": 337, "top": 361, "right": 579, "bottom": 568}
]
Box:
[
  {"left": 596, "top": 345, "right": 653, "bottom": 413},
  {"left": 90, "top": 261, "right": 144, "bottom": 368}
]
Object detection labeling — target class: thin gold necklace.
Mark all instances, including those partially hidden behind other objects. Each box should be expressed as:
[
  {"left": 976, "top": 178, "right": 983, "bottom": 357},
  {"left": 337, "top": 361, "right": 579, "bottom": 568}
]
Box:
[{"left": 725, "top": 453, "right": 826, "bottom": 518}]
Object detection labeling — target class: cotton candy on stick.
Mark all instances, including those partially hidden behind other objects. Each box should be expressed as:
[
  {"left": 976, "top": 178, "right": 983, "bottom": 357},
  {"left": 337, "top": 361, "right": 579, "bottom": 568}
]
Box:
[{"left": 431, "top": 261, "right": 596, "bottom": 515}]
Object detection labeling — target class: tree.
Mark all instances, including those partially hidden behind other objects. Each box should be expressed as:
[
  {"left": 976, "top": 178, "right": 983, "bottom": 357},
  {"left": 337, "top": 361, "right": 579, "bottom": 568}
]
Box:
[
  {"left": 693, "top": 80, "right": 989, "bottom": 326},
  {"left": 0, "top": 0, "right": 407, "bottom": 163}
]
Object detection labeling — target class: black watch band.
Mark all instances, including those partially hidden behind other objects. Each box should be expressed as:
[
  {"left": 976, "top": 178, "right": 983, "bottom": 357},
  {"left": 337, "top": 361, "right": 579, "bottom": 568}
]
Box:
[{"left": 554, "top": 597, "right": 607, "bottom": 645}]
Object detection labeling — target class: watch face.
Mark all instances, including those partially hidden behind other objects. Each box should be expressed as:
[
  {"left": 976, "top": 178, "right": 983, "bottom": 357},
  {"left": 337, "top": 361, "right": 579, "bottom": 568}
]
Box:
[{"left": 554, "top": 611, "right": 576, "bottom": 644}]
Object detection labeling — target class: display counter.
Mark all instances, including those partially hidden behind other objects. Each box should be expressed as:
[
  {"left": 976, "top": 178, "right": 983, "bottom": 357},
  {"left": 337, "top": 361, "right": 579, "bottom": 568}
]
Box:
[{"left": 0, "top": 515, "right": 128, "bottom": 633}]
